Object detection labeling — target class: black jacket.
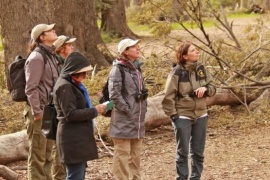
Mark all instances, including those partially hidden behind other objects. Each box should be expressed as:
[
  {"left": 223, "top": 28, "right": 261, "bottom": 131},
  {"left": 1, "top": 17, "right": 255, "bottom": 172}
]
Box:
[{"left": 53, "top": 52, "right": 98, "bottom": 164}]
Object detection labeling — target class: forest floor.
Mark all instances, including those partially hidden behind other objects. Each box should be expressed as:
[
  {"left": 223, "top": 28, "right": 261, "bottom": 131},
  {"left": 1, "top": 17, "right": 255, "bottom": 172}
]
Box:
[
  {"left": 4, "top": 124, "right": 270, "bottom": 180},
  {"left": 2, "top": 15, "right": 270, "bottom": 180}
]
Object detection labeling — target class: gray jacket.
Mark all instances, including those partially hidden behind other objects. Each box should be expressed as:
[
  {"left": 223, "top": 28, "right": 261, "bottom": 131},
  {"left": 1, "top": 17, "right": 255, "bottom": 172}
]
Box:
[
  {"left": 108, "top": 59, "right": 147, "bottom": 139},
  {"left": 25, "top": 44, "right": 59, "bottom": 116}
]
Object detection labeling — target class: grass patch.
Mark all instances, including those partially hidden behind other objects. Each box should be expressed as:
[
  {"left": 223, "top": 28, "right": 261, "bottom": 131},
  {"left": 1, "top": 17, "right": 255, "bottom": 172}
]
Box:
[
  {"left": 227, "top": 12, "right": 260, "bottom": 19},
  {"left": 128, "top": 22, "right": 152, "bottom": 35}
]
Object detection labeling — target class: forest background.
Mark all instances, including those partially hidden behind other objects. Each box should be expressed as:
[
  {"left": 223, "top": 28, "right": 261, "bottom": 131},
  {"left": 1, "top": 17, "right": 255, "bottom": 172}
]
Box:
[{"left": 0, "top": 0, "right": 270, "bottom": 179}]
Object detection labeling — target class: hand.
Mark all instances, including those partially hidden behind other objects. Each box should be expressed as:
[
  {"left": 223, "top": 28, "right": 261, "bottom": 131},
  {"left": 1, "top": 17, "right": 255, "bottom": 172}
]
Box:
[
  {"left": 95, "top": 104, "right": 106, "bottom": 114},
  {"left": 34, "top": 114, "right": 42, "bottom": 121},
  {"left": 194, "top": 87, "right": 207, "bottom": 98}
]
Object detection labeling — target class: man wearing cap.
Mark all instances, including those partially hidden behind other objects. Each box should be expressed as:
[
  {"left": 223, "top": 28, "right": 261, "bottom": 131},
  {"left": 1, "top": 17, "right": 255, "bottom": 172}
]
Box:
[
  {"left": 51, "top": 35, "right": 76, "bottom": 180},
  {"left": 108, "top": 38, "right": 148, "bottom": 180},
  {"left": 53, "top": 52, "right": 106, "bottom": 179},
  {"left": 53, "top": 35, "right": 76, "bottom": 72},
  {"left": 24, "top": 23, "right": 58, "bottom": 180}
]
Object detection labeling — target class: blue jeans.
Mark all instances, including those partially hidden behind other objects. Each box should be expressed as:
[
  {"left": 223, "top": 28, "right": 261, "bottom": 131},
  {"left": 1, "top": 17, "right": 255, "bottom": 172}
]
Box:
[
  {"left": 172, "top": 116, "right": 208, "bottom": 180},
  {"left": 66, "top": 162, "right": 86, "bottom": 180}
]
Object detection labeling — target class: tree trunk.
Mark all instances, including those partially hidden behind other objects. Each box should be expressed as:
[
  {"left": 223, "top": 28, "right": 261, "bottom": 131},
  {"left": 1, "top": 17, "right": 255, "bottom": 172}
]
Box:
[
  {"left": 0, "top": 165, "right": 18, "bottom": 180},
  {"left": 101, "top": 0, "right": 138, "bottom": 38},
  {"left": 132, "top": 0, "right": 142, "bottom": 6},
  {"left": 47, "top": 0, "right": 113, "bottom": 68},
  {"left": 240, "top": 0, "right": 249, "bottom": 9},
  {"left": 0, "top": 130, "right": 28, "bottom": 165},
  {"left": 171, "top": 0, "right": 185, "bottom": 21},
  {"left": 0, "top": 0, "right": 48, "bottom": 74},
  {"left": 263, "top": 0, "right": 270, "bottom": 10},
  {"left": 124, "top": 0, "right": 131, "bottom": 8}
]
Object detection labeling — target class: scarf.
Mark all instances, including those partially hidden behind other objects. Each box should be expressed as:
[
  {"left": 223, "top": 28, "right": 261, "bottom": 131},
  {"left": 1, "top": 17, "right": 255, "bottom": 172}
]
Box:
[{"left": 78, "top": 82, "right": 92, "bottom": 108}]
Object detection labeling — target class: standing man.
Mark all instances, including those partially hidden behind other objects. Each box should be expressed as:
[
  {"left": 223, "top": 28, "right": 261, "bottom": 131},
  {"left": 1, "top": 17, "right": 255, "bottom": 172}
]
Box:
[
  {"left": 51, "top": 35, "right": 76, "bottom": 180},
  {"left": 24, "top": 23, "right": 58, "bottom": 180}
]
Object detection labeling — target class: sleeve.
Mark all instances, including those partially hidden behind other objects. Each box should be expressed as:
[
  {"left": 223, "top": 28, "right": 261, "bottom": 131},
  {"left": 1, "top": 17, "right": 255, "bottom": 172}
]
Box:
[
  {"left": 108, "top": 65, "right": 130, "bottom": 114},
  {"left": 162, "top": 74, "right": 179, "bottom": 116},
  {"left": 55, "top": 84, "right": 97, "bottom": 121},
  {"left": 25, "top": 52, "right": 44, "bottom": 116},
  {"left": 204, "top": 68, "right": 216, "bottom": 97}
]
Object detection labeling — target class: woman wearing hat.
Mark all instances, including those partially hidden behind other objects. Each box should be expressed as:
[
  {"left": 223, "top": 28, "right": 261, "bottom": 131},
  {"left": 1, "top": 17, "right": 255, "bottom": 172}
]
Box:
[
  {"left": 108, "top": 38, "right": 148, "bottom": 180},
  {"left": 24, "top": 23, "right": 58, "bottom": 180},
  {"left": 51, "top": 35, "right": 76, "bottom": 179},
  {"left": 53, "top": 52, "right": 106, "bottom": 180}
]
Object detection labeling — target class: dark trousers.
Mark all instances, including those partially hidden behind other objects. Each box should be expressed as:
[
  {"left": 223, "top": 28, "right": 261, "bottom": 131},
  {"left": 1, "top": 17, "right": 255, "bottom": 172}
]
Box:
[
  {"left": 66, "top": 162, "right": 86, "bottom": 180},
  {"left": 172, "top": 116, "right": 208, "bottom": 180}
]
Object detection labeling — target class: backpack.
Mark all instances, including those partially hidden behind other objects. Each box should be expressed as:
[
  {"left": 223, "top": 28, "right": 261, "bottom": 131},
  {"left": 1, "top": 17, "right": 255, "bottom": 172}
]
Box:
[
  {"left": 7, "top": 47, "right": 49, "bottom": 102},
  {"left": 99, "top": 64, "right": 126, "bottom": 117}
]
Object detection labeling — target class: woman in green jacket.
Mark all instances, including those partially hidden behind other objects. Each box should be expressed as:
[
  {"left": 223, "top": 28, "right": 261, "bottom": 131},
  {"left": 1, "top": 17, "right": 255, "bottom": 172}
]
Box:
[{"left": 162, "top": 42, "right": 216, "bottom": 180}]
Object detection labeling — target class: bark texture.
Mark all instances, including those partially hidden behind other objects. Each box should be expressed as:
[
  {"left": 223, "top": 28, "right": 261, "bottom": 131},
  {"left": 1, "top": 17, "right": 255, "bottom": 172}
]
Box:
[
  {"left": 0, "top": 130, "right": 28, "bottom": 165},
  {"left": 0, "top": 165, "right": 18, "bottom": 180},
  {"left": 101, "top": 0, "right": 138, "bottom": 38},
  {"left": 0, "top": 0, "right": 48, "bottom": 72},
  {"left": 47, "top": 0, "right": 113, "bottom": 67}
]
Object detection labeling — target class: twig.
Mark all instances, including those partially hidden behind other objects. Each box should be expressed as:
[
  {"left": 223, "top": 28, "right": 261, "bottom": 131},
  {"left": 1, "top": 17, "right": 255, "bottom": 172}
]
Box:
[{"left": 95, "top": 123, "right": 114, "bottom": 156}]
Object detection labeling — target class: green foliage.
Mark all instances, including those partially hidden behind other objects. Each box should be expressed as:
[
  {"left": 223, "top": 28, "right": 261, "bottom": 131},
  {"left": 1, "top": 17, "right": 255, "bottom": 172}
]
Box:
[
  {"left": 100, "top": 32, "right": 114, "bottom": 43},
  {"left": 127, "top": 0, "right": 173, "bottom": 36}
]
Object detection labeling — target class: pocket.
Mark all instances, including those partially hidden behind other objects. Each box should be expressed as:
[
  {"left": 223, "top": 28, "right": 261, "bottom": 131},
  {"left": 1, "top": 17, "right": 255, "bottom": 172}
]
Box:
[{"left": 23, "top": 105, "right": 31, "bottom": 120}]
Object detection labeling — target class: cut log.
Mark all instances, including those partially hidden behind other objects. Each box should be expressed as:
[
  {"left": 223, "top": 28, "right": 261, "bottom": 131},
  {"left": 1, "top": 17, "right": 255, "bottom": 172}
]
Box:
[
  {"left": 0, "top": 165, "right": 18, "bottom": 180},
  {"left": 0, "top": 130, "right": 28, "bottom": 165},
  {"left": 144, "top": 88, "right": 259, "bottom": 130}
]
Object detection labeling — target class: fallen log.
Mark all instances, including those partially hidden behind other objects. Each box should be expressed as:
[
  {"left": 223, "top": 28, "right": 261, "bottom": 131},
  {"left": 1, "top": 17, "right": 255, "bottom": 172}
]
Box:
[
  {"left": 0, "top": 130, "right": 28, "bottom": 165},
  {"left": 0, "top": 165, "right": 18, "bottom": 180}
]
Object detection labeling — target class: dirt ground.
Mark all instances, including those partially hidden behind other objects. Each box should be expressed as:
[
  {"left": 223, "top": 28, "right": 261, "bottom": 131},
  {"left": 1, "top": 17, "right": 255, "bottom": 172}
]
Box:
[
  {"left": 2, "top": 16, "right": 270, "bottom": 180},
  {"left": 4, "top": 124, "right": 270, "bottom": 180}
]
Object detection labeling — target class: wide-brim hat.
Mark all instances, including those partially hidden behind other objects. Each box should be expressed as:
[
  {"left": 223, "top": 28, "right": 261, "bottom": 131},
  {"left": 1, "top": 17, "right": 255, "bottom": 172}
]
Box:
[
  {"left": 53, "top": 35, "right": 76, "bottom": 51},
  {"left": 74, "top": 65, "right": 93, "bottom": 74}
]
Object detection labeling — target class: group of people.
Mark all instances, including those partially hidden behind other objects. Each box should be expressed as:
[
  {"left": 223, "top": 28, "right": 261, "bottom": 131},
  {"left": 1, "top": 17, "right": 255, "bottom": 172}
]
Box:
[{"left": 23, "top": 23, "right": 216, "bottom": 180}]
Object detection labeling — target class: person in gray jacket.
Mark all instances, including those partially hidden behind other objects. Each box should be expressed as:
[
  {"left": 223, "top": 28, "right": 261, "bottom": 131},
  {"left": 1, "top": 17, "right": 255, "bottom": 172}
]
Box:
[
  {"left": 162, "top": 42, "right": 216, "bottom": 180},
  {"left": 24, "top": 23, "right": 58, "bottom": 180},
  {"left": 108, "top": 38, "right": 148, "bottom": 180},
  {"left": 53, "top": 52, "right": 106, "bottom": 180}
]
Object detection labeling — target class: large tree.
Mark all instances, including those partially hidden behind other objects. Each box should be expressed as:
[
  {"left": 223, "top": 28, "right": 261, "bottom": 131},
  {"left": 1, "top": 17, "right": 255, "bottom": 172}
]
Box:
[
  {"left": 101, "top": 0, "right": 138, "bottom": 38},
  {"left": 0, "top": 0, "right": 48, "bottom": 69},
  {"left": 47, "top": 0, "right": 113, "bottom": 68},
  {"left": 0, "top": 0, "right": 113, "bottom": 74}
]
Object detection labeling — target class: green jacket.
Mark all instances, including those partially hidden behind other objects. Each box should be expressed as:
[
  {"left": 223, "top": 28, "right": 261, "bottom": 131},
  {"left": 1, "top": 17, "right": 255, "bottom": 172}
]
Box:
[{"left": 162, "top": 62, "right": 216, "bottom": 120}]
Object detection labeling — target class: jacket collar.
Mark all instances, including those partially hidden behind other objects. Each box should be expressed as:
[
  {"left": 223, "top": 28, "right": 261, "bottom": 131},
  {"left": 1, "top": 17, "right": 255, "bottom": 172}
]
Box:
[{"left": 114, "top": 58, "right": 143, "bottom": 70}]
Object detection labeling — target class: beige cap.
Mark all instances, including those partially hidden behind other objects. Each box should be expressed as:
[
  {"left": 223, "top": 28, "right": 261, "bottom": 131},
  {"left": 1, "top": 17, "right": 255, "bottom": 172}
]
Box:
[
  {"left": 74, "top": 65, "right": 93, "bottom": 74},
  {"left": 118, "top": 38, "right": 140, "bottom": 55},
  {"left": 53, "top": 35, "right": 76, "bottom": 51},
  {"left": 31, "top": 23, "right": 55, "bottom": 42}
]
